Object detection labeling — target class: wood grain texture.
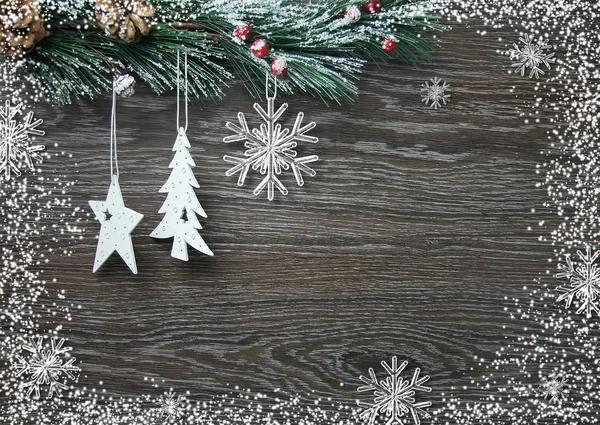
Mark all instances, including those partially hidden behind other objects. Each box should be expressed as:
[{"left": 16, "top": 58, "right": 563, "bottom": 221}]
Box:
[{"left": 24, "top": 22, "right": 562, "bottom": 417}]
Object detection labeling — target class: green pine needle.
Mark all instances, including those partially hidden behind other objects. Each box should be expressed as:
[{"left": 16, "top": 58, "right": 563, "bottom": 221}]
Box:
[{"left": 20, "top": 0, "right": 445, "bottom": 104}]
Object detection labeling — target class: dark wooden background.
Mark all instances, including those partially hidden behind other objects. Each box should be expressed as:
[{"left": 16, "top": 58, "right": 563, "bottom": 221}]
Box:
[{"left": 33, "top": 22, "right": 560, "bottom": 419}]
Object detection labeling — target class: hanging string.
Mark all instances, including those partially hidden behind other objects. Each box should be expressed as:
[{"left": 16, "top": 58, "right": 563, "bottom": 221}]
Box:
[
  {"left": 176, "top": 50, "right": 189, "bottom": 132},
  {"left": 265, "top": 72, "right": 277, "bottom": 99},
  {"left": 110, "top": 80, "right": 119, "bottom": 180}
]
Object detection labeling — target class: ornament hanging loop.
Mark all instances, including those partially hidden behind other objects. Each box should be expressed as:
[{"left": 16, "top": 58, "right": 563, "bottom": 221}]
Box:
[
  {"left": 110, "top": 80, "right": 119, "bottom": 182},
  {"left": 265, "top": 72, "right": 277, "bottom": 100},
  {"left": 176, "top": 50, "right": 189, "bottom": 133}
]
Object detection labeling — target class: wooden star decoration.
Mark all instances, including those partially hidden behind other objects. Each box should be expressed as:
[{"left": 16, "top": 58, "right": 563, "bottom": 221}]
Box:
[{"left": 89, "top": 179, "right": 144, "bottom": 274}]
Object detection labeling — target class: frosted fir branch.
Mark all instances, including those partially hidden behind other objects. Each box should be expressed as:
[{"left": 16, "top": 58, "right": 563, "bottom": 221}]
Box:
[{"left": 13, "top": 0, "right": 444, "bottom": 104}]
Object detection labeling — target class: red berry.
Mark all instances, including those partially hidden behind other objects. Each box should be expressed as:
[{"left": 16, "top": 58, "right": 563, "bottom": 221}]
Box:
[
  {"left": 381, "top": 36, "right": 397, "bottom": 52},
  {"left": 234, "top": 23, "right": 252, "bottom": 42},
  {"left": 271, "top": 58, "right": 288, "bottom": 77},
  {"left": 344, "top": 4, "right": 361, "bottom": 23},
  {"left": 251, "top": 39, "right": 269, "bottom": 58},
  {"left": 363, "top": 0, "right": 380, "bottom": 14}
]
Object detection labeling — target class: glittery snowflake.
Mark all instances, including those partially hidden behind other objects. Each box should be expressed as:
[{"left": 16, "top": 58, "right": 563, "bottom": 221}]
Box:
[
  {"left": 508, "top": 34, "right": 555, "bottom": 79},
  {"left": 0, "top": 100, "right": 45, "bottom": 182},
  {"left": 159, "top": 389, "right": 184, "bottom": 420},
  {"left": 223, "top": 96, "right": 319, "bottom": 201},
  {"left": 14, "top": 337, "right": 79, "bottom": 399},
  {"left": 556, "top": 245, "right": 600, "bottom": 318},
  {"left": 357, "top": 356, "right": 431, "bottom": 425},
  {"left": 421, "top": 77, "right": 451, "bottom": 109},
  {"left": 539, "top": 373, "right": 568, "bottom": 404}
]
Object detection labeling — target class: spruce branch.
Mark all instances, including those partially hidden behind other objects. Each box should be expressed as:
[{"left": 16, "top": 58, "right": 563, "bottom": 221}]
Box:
[{"left": 17, "top": 0, "right": 445, "bottom": 104}]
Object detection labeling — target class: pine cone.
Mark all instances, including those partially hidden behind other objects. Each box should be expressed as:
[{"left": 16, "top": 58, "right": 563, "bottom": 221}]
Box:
[
  {"left": 96, "top": 0, "right": 155, "bottom": 43},
  {"left": 0, "top": 0, "right": 50, "bottom": 58}
]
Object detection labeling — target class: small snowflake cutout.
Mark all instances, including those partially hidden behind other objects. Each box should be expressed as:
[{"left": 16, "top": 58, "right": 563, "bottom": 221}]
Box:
[
  {"left": 159, "top": 389, "right": 184, "bottom": 420},
  {"left": 14, "top": 337, "right": 79, "bottom": 399},
  {"left": 509, "top": 34, "right": 555, "bottom": 79},
  {"left": 421, "top": 77, "right": 451, "bottom": 109},
  {"left": 357, "top": 356, "right": 431, "bottom": 425},
  {"left": 539, "top": 373, "right": 568, "bottom": 404},
  {"left": 0, "top": 100, "right": 45, "bottom": 181},
  {"left": 556, "top": 244, "right": 600, "bottom": 318}
]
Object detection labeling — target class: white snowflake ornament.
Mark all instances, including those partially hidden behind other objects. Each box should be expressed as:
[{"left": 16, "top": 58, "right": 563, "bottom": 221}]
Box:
[
  {"left": 357, "top": 356, "right": 431, "bottom": 425},
  {"left": 89, "top": 179, "right": 144, "bottom": 274},
  {"left": 14, "top": 337, "right": 79, "bottom": 399},
  {"left": 150, "top": 128, "right": 213, "bottom": 261},
  {"left": 509, "top": 34, "right": 555, "bottom": 79},
  {"left": 421, "top": 77, "right": 451, "bottom": 109},
  {"left": 0, "top": 100, "right": 45, "bottom": 181},
  {"left": 223, "top": 80, "right": 319, "bottom": 201},
  {"left": 556, "top": 244, "right": 600, "bottom": 318}
]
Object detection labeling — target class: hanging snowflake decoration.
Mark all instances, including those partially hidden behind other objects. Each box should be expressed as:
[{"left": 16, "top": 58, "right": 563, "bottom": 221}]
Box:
[
  {"left": 223, "top": 92, "right": 319, "bottom": 201},
  {"left": 159, "top": 389, "right": 184, "bottom": 420},
  {"left": 13, "top": 337, "right": 79, "bottom": 399},
  {"left": 508, "top": 34, "right": 555, "bottom": 79},
  {"left": 556, "top": 245, "right": 600, "bottom": 318},
  {"left": 0, "top": 100, "right": 45, "bottom": 182},
  {"left": 421, "top": 77, "right": 451, "bottom": 109},
  {"left": 357, "top": 356, "right": 432, "bottom": 425},
  {"left": 539, "top": 373, "right": 568, "bottom": 404}
]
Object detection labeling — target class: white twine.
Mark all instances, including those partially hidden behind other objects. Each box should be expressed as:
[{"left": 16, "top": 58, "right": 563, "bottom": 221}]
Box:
[
  {"left": 110, "top": 84, "right": 119, "bottom": 180},
  {"left": 176, "top": 50, "right": 189, "bottom": 132}
]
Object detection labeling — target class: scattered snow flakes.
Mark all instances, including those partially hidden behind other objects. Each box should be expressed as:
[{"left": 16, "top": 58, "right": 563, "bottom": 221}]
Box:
[
  {"left": 509, "top": 34, "right": 555, "bottom": 79},
  {"left": 357, "top": 356, "right": 432, "bottom": 425}
]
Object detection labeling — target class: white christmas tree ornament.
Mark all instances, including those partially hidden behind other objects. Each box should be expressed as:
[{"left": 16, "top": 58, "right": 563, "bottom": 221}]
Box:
[{"left": 150, "top": 51, "right": 213, "bottom": 260}]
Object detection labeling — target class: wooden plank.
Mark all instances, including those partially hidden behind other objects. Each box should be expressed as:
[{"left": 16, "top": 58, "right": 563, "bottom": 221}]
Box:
[{"left": 27, "top": 22, "right": 558, "bottom": 415}]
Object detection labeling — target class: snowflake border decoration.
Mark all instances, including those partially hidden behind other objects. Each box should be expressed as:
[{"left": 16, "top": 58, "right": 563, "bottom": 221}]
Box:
[
  {"left": 556, "top": 244, "right": 600, "bottom": 318},
  {"left": 357, "top": 356, "right": 432, "bottom": 425},
  {"left": 14, "top": 337, "right": 79, "bottom": 399},
  {"left": 421, "top": 77, "right": 451, "bottom": 110},
  {"left": 0, "top": 100, "right": 45, "bottom": 182},
  {"left": 508, "top": 34, "right": 555, "bottom": 79},
  {"left": 539, "top": 373, "right": 568, "bottom": 404},
  {"left": 223, "top": 95, "right": 319, "bottom": 201}
]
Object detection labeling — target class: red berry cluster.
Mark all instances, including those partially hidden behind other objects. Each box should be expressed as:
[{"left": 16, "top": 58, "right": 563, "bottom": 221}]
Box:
[
  {"left": 234, "top": 23, "right": 288, "bottom": 77},
  {"left": 344, "top": 1, "right": 397, "bottom": 52},
  {"left": 234, "top": 1, "right": 396, "bottom": 80}
]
